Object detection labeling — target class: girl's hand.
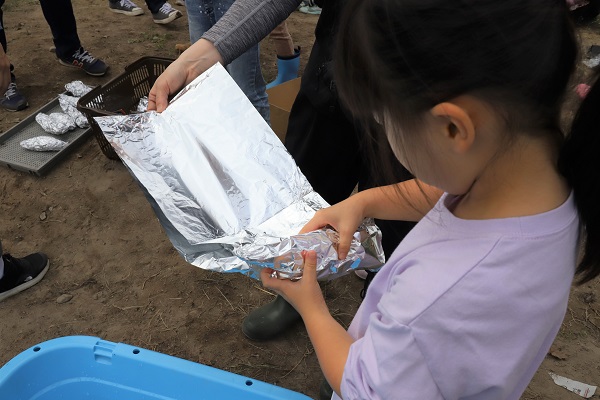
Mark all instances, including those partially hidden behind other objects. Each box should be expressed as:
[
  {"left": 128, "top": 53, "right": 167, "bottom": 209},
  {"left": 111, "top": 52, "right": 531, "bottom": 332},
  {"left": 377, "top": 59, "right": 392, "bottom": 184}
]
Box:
[
  {"left": 261, "top": 251, "right": 328, "bottom": 317},
  {"left": 300, "top": 197, "right": 366, "bottom": 260}
]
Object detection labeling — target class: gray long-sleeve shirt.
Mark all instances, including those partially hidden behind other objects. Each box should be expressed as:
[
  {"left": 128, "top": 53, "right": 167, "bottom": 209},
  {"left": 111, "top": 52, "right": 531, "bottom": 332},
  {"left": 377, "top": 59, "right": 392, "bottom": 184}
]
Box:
[{"left": 202, "top": 0, "right": 302, "bottom": 65}]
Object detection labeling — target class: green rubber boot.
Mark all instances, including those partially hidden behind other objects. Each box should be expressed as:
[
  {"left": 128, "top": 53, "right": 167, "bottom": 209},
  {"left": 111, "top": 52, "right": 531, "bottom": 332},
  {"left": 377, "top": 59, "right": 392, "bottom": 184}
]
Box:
[
  {"left": 319, "top": 378, "right": 334, "bottom": 400},
  {"left": 242, "top": 295, "right": 301, "bottom": 340}
]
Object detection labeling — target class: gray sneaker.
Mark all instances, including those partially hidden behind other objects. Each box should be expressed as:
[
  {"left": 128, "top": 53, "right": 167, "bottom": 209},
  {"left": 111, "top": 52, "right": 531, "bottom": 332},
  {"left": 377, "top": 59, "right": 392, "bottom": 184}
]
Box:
[
  {"left": 109, "top": 0, "right": 144, "bottom": 16},
  {"left": 0, "top": 82, "right": 28, "bottom": 112},
  {"left": 152, "top": 2, "right": 182, "bottom": 24}
]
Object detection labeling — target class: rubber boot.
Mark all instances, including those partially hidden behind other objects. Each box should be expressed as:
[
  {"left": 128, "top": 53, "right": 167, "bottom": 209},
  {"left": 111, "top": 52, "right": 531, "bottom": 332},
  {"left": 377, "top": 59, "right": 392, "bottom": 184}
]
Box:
[
  {"left": 266, "top": 48, "right": 301, "bottom": 89},
  {"left": 319, "top": 378, "right": 334, "bottom": 400},
  {"left": 242, "top": 295, "right": 301, "bottom": 340}
]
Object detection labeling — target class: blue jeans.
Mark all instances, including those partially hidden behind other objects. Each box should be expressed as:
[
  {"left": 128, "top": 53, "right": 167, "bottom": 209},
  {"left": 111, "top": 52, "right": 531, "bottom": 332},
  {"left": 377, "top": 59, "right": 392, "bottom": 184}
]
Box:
[{"left": 186, "top": 0, "right": 270, "bottom": 123}]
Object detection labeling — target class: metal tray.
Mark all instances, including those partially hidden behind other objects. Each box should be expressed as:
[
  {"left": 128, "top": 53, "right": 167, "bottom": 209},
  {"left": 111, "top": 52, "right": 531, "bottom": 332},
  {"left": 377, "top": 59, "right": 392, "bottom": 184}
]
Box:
[{"left": 0, "top": 95, "right": 91, "bottom": 176}]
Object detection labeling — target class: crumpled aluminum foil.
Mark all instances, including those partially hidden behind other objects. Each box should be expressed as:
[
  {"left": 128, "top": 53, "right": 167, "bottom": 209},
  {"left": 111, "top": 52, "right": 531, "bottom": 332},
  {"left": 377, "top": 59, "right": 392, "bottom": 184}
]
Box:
[
  {"left": 58, "top": 94, "right": 89, "bottom": 128},
  {"left": 137, "top": 96, "right": 149, "bottom": 112},
  {"left": 65, "top": 80, "right": 92, "bottom": 97},
  {"left": 20, "top": 136, "right": 68, "bottom": 151},
  {"left": 95, "top": 63, "right": 385, "bottom": 281},
  {"left": 35, "top": 112, "right": 77, "bottom": 135}
]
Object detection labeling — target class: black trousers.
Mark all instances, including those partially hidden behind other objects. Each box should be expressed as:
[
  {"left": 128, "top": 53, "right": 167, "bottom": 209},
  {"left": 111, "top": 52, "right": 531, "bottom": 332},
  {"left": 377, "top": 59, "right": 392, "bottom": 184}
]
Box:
[
  {"left": 284, "top": 39, "right": 415, "bottom": 259},
  {"left": 0, "top": 0, "right": 82, "bottom": 65}
]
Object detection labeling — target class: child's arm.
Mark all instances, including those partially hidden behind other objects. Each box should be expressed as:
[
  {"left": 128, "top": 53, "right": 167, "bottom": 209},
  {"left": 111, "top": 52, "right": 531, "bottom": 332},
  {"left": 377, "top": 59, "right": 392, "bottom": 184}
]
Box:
[
  {"left": 302, "top": 179, "right": 442, "bottom": 258},
  {"left": 261, "top": 251, "right": 351, "bottom": 397}
]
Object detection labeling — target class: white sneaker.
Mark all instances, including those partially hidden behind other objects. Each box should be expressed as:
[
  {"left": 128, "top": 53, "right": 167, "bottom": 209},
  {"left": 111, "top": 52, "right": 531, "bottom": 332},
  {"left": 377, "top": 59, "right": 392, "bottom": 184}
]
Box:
[
  {"left": 298, "top": 5, "right": 321, "bottom": 14},
  {"left": 298, "top": 0, "right": 321, "bottom": 14}
]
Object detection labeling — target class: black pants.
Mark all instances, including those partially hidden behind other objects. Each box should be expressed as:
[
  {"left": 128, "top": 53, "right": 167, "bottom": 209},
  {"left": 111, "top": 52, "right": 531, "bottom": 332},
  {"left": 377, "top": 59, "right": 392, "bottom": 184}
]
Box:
[
  {"left": 0, "top": 0, "right": 82, "bottom": 65},
  {"left": 109, "top": 0, "right": 166, "bottom": 14},
  {"left": 285, "top": 40, "right": 415, "bottom": 259}
]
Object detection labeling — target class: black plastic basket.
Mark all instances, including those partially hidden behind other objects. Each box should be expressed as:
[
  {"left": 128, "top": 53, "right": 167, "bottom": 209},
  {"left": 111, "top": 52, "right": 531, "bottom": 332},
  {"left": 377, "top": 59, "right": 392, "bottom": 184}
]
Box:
[{"left": 77, "top": 56, "right": 174, "bottom": 160}]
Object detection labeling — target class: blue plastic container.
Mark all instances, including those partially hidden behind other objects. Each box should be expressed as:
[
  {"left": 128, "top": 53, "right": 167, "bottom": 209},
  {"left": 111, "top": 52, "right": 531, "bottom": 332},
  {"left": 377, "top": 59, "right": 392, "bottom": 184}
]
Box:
[{"left": 0, "top": 336, "right": 312, "bottom": 400}]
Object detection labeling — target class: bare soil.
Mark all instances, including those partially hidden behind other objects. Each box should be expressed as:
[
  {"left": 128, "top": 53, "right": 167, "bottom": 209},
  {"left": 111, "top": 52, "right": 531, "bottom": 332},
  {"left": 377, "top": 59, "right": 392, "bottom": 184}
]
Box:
[{"left": 0, "top": 1, "right": 598, "bottom": 399}]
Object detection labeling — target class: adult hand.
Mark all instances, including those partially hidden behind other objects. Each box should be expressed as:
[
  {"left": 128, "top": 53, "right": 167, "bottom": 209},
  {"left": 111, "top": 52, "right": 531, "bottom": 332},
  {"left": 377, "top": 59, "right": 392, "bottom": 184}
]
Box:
[
  {"left": 148, "top": 39, "right": 224, "bottom": 112},
  {"left": 0, "top": 49, "right": 11, "bottom": 95},
  {"left": 300, "top": 197, "right": 366, "bottom": 260},
  {"left": 260, "top": 250, "right": 327, "bottom": 317}
]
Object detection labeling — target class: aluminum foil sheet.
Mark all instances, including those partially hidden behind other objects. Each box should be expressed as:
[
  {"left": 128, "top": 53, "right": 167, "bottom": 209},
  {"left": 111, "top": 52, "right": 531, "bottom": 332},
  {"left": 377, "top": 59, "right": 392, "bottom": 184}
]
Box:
[
  {"left": 65, "top": 80, "right": 92, "bottom": 97},
  {"left": 95, "top": 63, "right": 385, "bottom": 281},
  {"left": 20, "top": 136, "right": 67, "bottom": 151},
  {"left": 58, "top": 94, "right": 89, "bottom": 128},
  {"left": 35, "top": 112, "right": 76, "bottom": 135}
]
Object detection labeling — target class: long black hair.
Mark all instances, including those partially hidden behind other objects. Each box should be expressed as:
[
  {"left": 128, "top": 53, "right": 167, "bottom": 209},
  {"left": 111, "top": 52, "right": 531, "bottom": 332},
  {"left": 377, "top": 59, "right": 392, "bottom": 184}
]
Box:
[{"left": 335, "top": 0, "right": 600, "bottom": 284}]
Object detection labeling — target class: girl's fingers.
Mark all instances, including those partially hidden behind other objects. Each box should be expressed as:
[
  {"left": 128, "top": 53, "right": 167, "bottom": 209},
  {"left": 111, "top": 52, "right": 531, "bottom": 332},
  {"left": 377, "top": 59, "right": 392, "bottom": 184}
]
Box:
[
  {"left": 337, "top": 229, "right": 354, "bottom": 260},
  {"left": 299, "top": 219, "right": 326, "bottom": 234},
  {"left": 260, "top": 268, "right": 276, "bottom": 287},
  {"left": 302, "top": 250, "right": 318, "bottom": 280}
]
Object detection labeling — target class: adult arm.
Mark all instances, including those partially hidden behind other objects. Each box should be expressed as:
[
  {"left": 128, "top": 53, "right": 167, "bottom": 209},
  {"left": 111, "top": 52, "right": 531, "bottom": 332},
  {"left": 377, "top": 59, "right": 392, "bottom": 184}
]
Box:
[
  {"left": 203, "top": 0, "right": 302, "bottom": 65},
  {"left": 148, "top": 0, "right": 301, "bottom": 111}
]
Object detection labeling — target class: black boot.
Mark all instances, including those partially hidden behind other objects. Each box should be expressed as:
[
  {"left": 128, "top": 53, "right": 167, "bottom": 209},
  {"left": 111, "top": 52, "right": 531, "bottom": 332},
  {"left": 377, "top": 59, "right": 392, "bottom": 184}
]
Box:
[
  {"left": 319, "top": 377, "right": 334, "bottom": 400},
  {"left": 242, "top": 295, "right": 301, "bottom": 340}
]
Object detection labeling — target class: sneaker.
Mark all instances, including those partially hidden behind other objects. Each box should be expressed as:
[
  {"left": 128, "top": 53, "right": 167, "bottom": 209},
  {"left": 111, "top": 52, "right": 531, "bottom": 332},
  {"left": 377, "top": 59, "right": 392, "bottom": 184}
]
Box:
[
  {"left": 152, "top": 2, "right": 182, "bottom": 24},
  {"left": 298, "top": 0, "right": 321, "bottom": 14},
  {"left": 0, "top": 82, "right": 28, "bottom": 111},
  {"left": 0, "top": 253, "right": 49, "bottom": 302},
  {"left": 58, "top": 47, "right": 108, "bottom": 77},
  {"left": 108, "top": 0, "right": 144, "bottom": 16}
]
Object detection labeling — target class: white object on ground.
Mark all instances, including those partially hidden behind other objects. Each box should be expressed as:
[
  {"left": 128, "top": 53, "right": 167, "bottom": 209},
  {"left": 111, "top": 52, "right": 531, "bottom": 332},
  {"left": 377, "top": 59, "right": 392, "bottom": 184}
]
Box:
[{"left": 549, "top": 373, "right": 597, "bottom": 398}]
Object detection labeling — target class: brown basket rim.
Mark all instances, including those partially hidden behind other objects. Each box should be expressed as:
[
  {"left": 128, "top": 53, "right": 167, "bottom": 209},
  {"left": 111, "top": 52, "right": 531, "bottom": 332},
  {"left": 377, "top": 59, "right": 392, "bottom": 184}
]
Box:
[{"left": 76, "top": 56, "right": 174, "bottom": 117}]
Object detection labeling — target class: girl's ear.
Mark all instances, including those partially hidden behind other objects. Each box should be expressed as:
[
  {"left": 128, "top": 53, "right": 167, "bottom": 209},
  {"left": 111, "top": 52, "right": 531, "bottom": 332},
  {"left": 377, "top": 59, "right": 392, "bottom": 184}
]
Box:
[{"left": 430, "top": 102, "right": 476, "bottom": 154}]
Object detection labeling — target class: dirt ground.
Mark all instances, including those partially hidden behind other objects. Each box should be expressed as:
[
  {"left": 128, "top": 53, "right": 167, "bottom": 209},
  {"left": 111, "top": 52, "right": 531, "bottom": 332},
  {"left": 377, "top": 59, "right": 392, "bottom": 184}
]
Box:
[{"left": 0, "top": 1, "right": 599, "bottom": 399}]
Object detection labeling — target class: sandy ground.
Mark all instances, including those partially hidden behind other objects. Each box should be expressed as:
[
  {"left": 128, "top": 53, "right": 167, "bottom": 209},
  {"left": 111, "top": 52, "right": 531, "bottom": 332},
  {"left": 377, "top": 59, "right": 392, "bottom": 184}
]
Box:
[{"left": 0, "top": 1, "right": 598, "bottom": 399}]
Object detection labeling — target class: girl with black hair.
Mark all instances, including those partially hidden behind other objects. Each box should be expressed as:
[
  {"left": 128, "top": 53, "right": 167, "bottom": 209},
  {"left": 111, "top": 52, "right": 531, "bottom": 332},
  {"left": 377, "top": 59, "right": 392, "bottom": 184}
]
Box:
[{"left": 260, "top": 1, "right": 600, "bottom": 398}]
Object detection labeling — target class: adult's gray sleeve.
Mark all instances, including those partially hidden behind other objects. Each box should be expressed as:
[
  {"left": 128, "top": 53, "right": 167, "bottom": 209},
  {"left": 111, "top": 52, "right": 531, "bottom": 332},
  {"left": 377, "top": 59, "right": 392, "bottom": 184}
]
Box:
[{"left": 202, "top": 0, "right": 302, "bottom": 65}]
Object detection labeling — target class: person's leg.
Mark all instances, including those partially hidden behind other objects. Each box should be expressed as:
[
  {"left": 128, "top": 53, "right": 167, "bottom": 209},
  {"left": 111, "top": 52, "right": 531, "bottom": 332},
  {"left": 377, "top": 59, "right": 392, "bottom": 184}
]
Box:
[
  {"left": 266, "top": 21, "right": 300, "bottom": 89},
  {"left": 144, "top": 0, "right": 166, "bottom": 14},
  {"left": 0, "top": 0, "right": 13, "bottom": 81},
  {"left": 0, "top": 1, "right": 27, "bottom": 111},
  {"left": 38, "top": 0, "right": 81, "bottom": 60},
  {"left": 39, "top": 0, "right": 108, "bottom": 76},
  {"left": 186, "top": 0, "right": 217, "bottom": 44},
  {"left": 0, "top": 0, "right": 6, "bottom": 55},
  {"left": 270, "top": 21, "right": 295, "bottom": 58}
]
